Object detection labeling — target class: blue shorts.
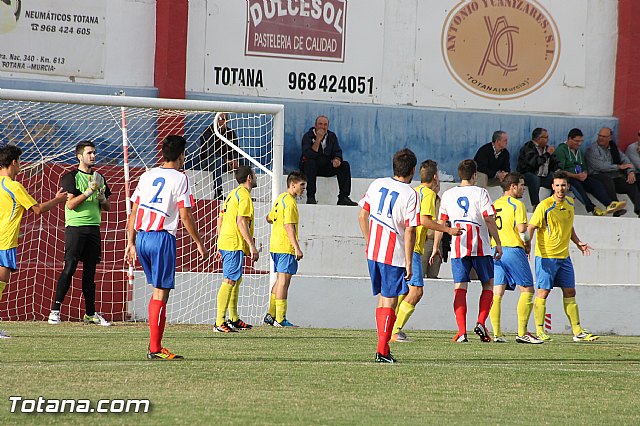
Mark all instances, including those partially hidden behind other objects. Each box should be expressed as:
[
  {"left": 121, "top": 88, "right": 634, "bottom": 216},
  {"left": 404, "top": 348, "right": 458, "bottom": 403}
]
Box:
[
  {"left": 221, "top": 250, "right": 244, "bottom": 281},
  {"left": 406, "top": 251, "right": 424, "bottom": 287},
  {"left": 367, "top": 260, "right": 408, "bottom": 297},
  {"left": 535, "top": 257, "right": 575, "bottom": 290},
  {"left": 493, "top": 247, "right": 533, "bottom": 290},
  {"left": 0, "top": 248, "right": 17, "bottom": 271},
  {"left": 451, "top": 256, "right": 494, "bottom": 283},
  {"left": 137, "top": 231, "right": 176, "bottom": 289},
  {"left": 271, "top": 252, "right": 298, "bottom": 275}
]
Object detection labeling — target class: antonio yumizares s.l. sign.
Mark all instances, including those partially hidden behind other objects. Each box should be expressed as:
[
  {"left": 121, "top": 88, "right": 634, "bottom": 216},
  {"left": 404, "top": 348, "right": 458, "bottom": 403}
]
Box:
[{"left": 442, "top": 0, "right": 560, "bottom": 100}]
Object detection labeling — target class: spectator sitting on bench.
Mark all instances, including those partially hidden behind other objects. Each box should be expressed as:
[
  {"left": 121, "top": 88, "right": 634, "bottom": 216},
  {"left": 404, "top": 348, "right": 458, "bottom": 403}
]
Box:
[{"left": 517, "top": 128, "right": 559, "bottom": 210}]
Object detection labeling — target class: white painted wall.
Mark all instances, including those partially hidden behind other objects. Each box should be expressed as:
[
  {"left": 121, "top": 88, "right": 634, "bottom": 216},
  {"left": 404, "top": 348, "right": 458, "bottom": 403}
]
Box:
[{"left": 186, "top": 0, "right": 618, "bottom": 116}]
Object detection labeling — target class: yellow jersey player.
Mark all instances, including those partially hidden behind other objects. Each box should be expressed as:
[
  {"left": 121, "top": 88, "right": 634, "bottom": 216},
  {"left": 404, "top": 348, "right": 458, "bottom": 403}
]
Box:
[
  {"left": 214, "top": 165, "right": 259, "bottom": 333},
  {"left": 0, "top": 145, "right": 67, "bottom": 338},
  {"left": 391, "top": 160, "right": 461, "bottom": 342},
  {"left": 489, "top": 172, "right": 543, "bottom": 344},
  {"left": 527, "top": 171, "right": 599, "bottom": 342},
  {"left": 264, "top": 171, "right": 307, "bottom": 327}
]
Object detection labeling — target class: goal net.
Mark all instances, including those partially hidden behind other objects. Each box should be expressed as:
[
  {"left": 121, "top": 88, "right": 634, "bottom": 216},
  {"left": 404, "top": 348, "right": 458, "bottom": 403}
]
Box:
[{"left": 0, "top": 89, "right": 283, "bottom": 325}]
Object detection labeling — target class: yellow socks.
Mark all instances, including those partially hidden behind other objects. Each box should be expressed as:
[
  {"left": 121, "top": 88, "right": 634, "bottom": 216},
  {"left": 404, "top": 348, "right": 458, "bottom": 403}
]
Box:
[
  {"left": 563, "top": 297, "right": 582, "bottom": 335},
  {"left": 268, "top": 293, "right": 277, "bottom": 317},
  {"left": 228, "top": 278, "right": 241, "bottom": 322},
  {"left": 275, "top": 299, "right": 287, "bottom": 323},
  {"left": 0, "top": 281, "right": 6, "bottom": 302},
  {"left": 392, "top": 301, "right": 415, "bottom": 335},
  {"left": 533, "top": 297, "right": 547, "bottom": 336},
  {"left": 216, "top": 282, "right": 233, "bottom": 326},
  {"left": 517, "top": 292, "right": 534, "bottom": 336},
  {"left": 489, "top": 294, "right": 502, "bottom": 337},
  {"left": 395, "top": 294, "right": 407, "bottom": 316}
]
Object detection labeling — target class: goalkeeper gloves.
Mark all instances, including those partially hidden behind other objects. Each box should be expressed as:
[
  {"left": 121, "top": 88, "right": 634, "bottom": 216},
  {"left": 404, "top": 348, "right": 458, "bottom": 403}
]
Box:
[
  {"left": 97, "top": 188, "right": 106, "bottom": 204},
  {"left": 83, "top": 172, "right": 104, "bottom": 198}
]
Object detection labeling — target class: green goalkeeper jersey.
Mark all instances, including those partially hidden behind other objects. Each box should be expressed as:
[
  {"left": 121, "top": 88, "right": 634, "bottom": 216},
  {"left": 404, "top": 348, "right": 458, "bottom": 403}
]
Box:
[{"left": 61, "top": 169, "right": 111, "bottom": 227}]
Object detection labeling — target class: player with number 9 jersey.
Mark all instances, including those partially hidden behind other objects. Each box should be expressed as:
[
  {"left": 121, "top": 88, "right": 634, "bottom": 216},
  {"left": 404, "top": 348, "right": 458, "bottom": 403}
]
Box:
[
  {"left": 131, "top": 168, "right": 193, "bottom": 236},
  {"left": 438, "top": 185, "right": 495, "bottom": 258},
  {"left": 359, "top": 177, "right": 419, "bottom": 267}
]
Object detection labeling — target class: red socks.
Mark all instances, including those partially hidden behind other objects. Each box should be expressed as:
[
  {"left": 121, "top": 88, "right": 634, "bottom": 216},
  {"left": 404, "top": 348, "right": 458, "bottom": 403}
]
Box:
[
  {"left": 375, "top": 307, "right": 395, "bottom": 356},
  {"left": 453, "top": 288, "right": 468, "bottom": 335},
  {"left": 478, "top": 289, "right": 493, "bottom": 325},
  {"left": 148, "top": 298, "right": 165, "bottom": 353}
]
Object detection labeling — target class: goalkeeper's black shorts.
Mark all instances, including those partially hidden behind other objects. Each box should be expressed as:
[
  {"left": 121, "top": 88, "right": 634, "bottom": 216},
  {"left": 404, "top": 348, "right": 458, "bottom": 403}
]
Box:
[{"left": 64, "top": 226, "right": 101, "bottom": 264}]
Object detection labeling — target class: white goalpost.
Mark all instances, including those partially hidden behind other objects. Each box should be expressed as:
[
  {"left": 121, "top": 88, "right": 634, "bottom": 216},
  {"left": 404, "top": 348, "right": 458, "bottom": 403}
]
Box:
[{"left": 0, "top": 88, "right": 283, "bottom": 325}]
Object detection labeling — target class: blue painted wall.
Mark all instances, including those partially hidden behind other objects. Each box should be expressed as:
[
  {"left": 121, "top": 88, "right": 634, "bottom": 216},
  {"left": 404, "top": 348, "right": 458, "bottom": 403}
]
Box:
[
  {"left": 189, "top": 93, "right": 617, "bottom": 180},
  {"left": 0, "top": 78, "right": 617, "bottom": 179}
]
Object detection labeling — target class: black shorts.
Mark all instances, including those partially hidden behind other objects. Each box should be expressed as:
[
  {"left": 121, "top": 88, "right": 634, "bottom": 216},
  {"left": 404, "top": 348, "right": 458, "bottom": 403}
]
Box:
[{"left": 64, "top": 226, "right": 101, "bottom": 264}]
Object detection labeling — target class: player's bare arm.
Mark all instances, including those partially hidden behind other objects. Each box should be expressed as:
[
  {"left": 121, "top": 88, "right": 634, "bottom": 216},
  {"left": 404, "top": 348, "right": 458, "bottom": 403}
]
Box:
[
  {"left": 421, "top": 214, "right": 463, "bottom": 236},
  {"left": 484, "top": 215, "right": 502, "bottom": 260},
  {"left": 429, "top": 219, "right": 446, "bottom": 266},
  {"left": 237, "top": 215, "right": 258, "bottom": 261},
  {"left": 358, "top": 208, "right": 370, "bottom": 241},
  {"left": 571, "top": 227, "right": 591, "bottom": 256},
  {"left": 284, "top": 223, "right": 303, "bottom": 260},
  {"left": 124, "top": 202, "right": 139, "bottom": 264},
  {"left": 31, "top": 187, "right": 68, "bottom": 215},
  {"left": 180, "top": 206, "right": 208, "bottom": 260},
  {"left": 404, "top": 226, "right": 416, "bottom": 281}
]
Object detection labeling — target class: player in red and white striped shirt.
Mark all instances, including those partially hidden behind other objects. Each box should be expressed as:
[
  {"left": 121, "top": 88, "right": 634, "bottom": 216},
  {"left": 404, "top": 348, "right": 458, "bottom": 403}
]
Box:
[
  {"left": 431, "top": 159, "right": 502, "bottom": 343},
  {"left": 358, "top": 148, "right": 419, "bottom": 363},
  {"left": 125, "top": 135, "right": 208, "bottom": 360}
]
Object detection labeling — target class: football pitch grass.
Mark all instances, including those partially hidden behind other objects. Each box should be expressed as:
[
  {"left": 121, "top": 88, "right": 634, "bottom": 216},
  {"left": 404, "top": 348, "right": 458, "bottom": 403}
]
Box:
[{"left": 1, "top": 322, "right": 640, "bottom": 425}]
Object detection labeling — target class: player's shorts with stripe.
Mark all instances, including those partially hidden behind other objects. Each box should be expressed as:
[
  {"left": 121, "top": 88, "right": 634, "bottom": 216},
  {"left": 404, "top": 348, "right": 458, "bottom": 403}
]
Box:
[
  {"left": 451, "top": 255, "right": 494, "bottom": 283},
  {"left": 367, "top": 260, "right": 408, "bottom": 297},
  {"left": 0, "top": 248, "right": 17, "bottom": 271},
  {"left": 136, "top": 231, "right": 176, "bottom": 289},
  {"left": 221, "top": 249, "right": 244, "bottom": 281},
  {"left": 64, "top": 226, "right": 101, "bottom": 264},
  {"left": 406, "top": 251, "right": 424, "bottom": 287},
  {"left": 493, "top": 246, "right": 533, "bottom": 290},
  {"left": 271, "top": 252, "right": 298, "bottom": 275},
  {"left": 535, "top": 256, "right": 575, "bottom": 290}
]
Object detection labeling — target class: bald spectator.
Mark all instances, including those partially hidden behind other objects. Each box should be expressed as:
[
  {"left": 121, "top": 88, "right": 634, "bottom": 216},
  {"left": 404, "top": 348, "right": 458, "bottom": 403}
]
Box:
[
  {"left": 586, "top": 127, "right": 640, "bottom": 217},
  {"left": 474, "top": 130, "right": 510, "bottom": 188},
  {"left": 299, "top": 115, "right": 357, "bottom": 206}
]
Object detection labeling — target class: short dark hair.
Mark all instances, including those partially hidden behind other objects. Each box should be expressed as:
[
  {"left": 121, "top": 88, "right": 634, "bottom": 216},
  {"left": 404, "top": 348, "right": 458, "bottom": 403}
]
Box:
[
  {"left": 501, "top": 172, "right": 523, "bottom": 191},
  {"left": 419, "top": 159, "right": 438, "bottom": 183},
  {"left": 492, "top": 130, "right": 506, "bottom": 143},
  {"left": 287, "top": 170, "right": 307, "bottom": 187},
  {"left": 568, "top": 128, "right": 583, "bottom": 139},
  {"left": 161, "top": 135, "right": 187, "bottom": 162},
  {"left": 392, "top": 148, "right": 417, "bottom": 178},
  {"left": 0, "top": 145, "right": 22, "bottom": 169},
  {"left": 75, "top": 140, "right": 95, "bottom": 157},
  {"left": 553, "top": 170, "right": 569, "bottom": 182},
  {"left": 532, "top": 128, "right": 547, "bottom": 140},
  {"left": 457, "top": 159, "right": 477, "bottom": 181},
  {"left": 235, "top": 165, "right": 254, "bottom": 184}
]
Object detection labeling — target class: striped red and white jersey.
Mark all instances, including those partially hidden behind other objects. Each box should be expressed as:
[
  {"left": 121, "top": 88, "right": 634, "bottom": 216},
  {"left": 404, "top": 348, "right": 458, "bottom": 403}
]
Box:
[
  {"left": 131, "top": 167, "right": 194, "bottom": 236},
  {"left": 439, "top": 185, "right": 495, "bottom": 258},
  {"left": 359, "top": 177, "right": 419, "bottom": 267}
]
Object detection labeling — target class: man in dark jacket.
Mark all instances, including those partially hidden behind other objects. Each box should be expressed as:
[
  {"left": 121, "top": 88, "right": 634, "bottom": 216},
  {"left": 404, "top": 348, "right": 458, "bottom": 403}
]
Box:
[
  {"left": 299, "top": 115, "right": 357, "bottom": 205},
  {"left": 473, "top": 130, "right": 510, "bottom": 188},
  {"left": 517, "top": 128, "right": 559, "bottom": 208},
  {"left": 199, "top": 113, "right": 240, "bottom": 200}
]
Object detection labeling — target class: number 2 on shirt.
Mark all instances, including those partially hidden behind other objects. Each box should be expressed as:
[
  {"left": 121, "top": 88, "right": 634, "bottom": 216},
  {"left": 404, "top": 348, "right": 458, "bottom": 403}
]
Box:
[
  {"left": 150, "top": 177, "right": 166, "bottom": 203},
  {"left": 377, "top": 187, "right": 399, "bottom": 218}
]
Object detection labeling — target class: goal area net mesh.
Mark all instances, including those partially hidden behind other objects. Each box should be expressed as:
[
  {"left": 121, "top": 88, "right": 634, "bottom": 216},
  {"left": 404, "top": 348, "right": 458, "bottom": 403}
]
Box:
[{"left": 0, "top": 89, "right": 283, "bottom": 325}]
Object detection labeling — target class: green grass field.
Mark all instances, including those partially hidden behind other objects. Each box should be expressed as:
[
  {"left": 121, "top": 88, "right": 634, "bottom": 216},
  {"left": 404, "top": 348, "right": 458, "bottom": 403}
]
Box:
[{"left": 1, "top": 322, "right": 640, "bottom": 425}]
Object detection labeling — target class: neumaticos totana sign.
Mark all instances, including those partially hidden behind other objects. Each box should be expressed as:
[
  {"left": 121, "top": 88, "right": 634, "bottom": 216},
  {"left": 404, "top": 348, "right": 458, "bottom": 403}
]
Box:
[{"left": 245, "top": 0, "right": 346, "bottom": 62}]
